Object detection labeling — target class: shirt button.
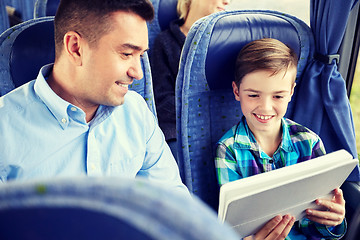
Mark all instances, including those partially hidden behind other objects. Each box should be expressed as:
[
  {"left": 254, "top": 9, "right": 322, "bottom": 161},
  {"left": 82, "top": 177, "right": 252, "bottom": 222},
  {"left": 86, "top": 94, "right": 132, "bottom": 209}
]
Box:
[
  {"left": 71, "top": 107, "right": 77, "bottom": 112},
  {"left": 61, "top": 118, "right": 67, "bottom": 124},
  {"left": 90, "top": 163, "right": 96, "bottom": 170},
  {"left": 269, "top": 160, "right": 274, "bottom": 164}
]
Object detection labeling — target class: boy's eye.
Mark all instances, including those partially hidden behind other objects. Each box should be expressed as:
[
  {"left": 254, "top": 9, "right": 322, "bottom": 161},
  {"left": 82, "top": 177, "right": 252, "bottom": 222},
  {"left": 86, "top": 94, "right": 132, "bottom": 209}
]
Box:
[
  {"left": 248, "top": 94, "right": 259, "bottom": 98},
  {"left": 274, "top": 95, "right": 284, "bottom": 99}
]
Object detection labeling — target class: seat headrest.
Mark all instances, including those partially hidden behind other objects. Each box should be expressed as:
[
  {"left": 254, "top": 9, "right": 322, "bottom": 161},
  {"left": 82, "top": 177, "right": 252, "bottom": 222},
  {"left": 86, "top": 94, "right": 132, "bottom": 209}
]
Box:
[
  {"left": 10, "top": 20, "right": 55, "bottom": 88},
  {"left": 46, "top": 0, "right": 60, "bottom": 16},
  {"left": 205, "top": 13, "right": 303, "bottom": 90},
  {"left": 158, "top": 0, "right": 178, "bottom": 31}
]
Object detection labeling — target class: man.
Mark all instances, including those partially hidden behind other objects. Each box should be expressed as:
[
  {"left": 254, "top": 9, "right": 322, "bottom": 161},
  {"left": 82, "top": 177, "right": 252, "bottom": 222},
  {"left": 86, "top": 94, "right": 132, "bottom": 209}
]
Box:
[{"left": 0, "top": 0, "right": 186, "bottom": 194}]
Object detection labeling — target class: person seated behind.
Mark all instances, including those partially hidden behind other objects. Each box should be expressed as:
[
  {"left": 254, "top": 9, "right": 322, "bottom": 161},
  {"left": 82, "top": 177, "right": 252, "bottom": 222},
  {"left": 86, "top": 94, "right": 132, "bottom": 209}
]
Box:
[
  {"left": 150, "top": 0, "right": 230, "bottom": 159},
  {"left": 215, "top": 38, "right": 346, "bottom": 239},
  {"left": 0, "top": 0, "right": 188, "bottom": 195}
]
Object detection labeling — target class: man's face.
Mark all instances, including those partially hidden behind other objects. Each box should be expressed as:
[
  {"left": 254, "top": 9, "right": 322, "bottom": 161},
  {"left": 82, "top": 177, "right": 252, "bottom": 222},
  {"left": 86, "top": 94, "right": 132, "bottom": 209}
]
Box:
[
  {"left": 232, "top": 68, "right": 296, "bottom": 137},
  {"left": 78, "top": 11, "right": 148, "bottom": 107}
]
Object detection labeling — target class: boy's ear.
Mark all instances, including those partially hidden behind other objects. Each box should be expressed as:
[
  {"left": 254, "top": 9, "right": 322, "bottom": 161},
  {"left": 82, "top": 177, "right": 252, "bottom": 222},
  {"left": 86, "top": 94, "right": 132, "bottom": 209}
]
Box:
[
  {"left": 232, "top": 81, "right": 241, "bottom": 101},
  {"left": 290, "top": 82, "right": 296, "bottom": 97},
  {"left": 63, "top": 31, "right": 83, "bottom": 66},
  {"left": 288, "top": 82, "right": 296, "bottom": 102}
]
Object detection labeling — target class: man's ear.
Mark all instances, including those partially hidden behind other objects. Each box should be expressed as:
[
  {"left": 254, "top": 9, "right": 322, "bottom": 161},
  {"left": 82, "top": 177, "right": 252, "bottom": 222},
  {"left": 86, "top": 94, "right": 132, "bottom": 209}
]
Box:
[
  {"left": 63, "top": 31, "right": 83, "bottom": 66},
  {"left": 232, "top": 81, "right": 241, "bottom": 101}
]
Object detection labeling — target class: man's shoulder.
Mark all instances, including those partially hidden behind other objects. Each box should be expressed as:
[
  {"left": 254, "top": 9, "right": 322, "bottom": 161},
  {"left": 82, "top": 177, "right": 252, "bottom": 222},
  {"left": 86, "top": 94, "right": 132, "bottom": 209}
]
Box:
[{"left": 0, "top": 81, "right": 36, "bottom": 114}]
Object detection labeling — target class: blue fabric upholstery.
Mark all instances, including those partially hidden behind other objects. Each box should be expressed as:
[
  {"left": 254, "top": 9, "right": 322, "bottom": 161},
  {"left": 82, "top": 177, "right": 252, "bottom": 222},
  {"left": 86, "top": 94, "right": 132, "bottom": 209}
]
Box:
[
  {"left": 0, "top": 177, "right": 240, "bottom": 240},
  {"left": 0, "top": 0, "right": 10, "bottom": 34},
  {"left": 148, "top": 0, "right": 178, "bottom": 53},
  {"left": 4, "top": 0, "right": 36, "bottom": 21},
  {"left": 0, "top": 17, "right": 157, "bottom": 116},
  {"left": 176, "top": 10, "right": 315, "bottom": 210},
  {"left": 34, "top": 0, "right": 59, "bottom": 18}
]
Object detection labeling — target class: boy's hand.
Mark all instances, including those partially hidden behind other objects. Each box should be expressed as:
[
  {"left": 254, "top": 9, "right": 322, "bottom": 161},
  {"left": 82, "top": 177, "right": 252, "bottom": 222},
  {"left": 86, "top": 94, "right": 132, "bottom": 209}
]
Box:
[
  {"left": 245, "top": 214, "right": 295, "bottom": 240},
  {"left": 305, "top": 188, "right": 345, "bottom": 226}
]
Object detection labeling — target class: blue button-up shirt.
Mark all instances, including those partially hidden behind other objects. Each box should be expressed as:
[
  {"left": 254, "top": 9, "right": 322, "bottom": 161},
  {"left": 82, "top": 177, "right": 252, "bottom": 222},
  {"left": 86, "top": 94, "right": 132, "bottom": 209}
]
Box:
[{"left": 0, "top": 64, "right": 188, "bottom": 194}]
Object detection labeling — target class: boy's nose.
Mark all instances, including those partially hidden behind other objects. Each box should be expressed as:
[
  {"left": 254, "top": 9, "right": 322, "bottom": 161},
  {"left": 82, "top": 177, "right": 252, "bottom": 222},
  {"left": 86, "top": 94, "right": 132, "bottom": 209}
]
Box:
[{"left": 261, "top": 97, "right": 273, "bottom": 111}]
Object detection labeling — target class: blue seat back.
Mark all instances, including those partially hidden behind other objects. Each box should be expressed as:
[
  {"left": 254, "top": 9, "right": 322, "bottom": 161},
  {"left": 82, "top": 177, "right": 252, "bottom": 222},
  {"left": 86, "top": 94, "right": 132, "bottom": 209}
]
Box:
[
  {"left": 176, "top": 10, "right": 315, "bottom": 210},
  {"left": 0, "top": 17, "right": 157, "bottom": 116},
  {"left": 148, "top": 0, "right": 178, "bottom": 53},
  {"left": 0, "top": 0, "right": 10, "bottom": 34},
  {"left": 0, "top": 177, "right": 240, "bottom": 240},
  {"left": 34, "top": 0, "right": 59, "bottom": 18}
]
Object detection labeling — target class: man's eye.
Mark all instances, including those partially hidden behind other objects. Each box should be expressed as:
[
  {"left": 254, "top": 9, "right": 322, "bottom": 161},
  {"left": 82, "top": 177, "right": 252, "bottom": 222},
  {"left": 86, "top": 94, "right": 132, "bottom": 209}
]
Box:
[{"left": 122, "top": 53, "right": 132, "bottom": 57}]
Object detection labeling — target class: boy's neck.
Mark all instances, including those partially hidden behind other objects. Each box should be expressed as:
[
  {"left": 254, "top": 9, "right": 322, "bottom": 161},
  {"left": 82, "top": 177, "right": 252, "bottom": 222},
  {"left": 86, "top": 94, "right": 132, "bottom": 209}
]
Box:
[{"left": 252, "top": 127, "right": 282, "bottom": 158}]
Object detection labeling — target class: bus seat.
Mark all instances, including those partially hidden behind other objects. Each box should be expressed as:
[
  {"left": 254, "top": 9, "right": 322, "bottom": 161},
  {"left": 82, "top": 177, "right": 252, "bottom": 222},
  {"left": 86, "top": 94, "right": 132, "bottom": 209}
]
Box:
[
  {"left": 0, "top": 177, "right": 240, "bottom": 240},
  {"left": 33, "top": 0, "right": 178, "bottom": 56},
  {"left": 175, "top": 10, "right": 315, "bottom": 210},
  {"left": 344, "top": 202, "right": 360, "bottom": 240},
  {"left": 148, "top": 0, "right": 178, "bottom": 54},
  {"left": 4, "top": 0, "right": 36, "bottom": 21},
  {"left": 34, "top": 0, "right": 59, "bottom": 18},
  {"left": 0, "top": 0, "right": 10, "bottom": 34},
  {"left": 0, "top": 17, "right": 157, "bottom": 117}
]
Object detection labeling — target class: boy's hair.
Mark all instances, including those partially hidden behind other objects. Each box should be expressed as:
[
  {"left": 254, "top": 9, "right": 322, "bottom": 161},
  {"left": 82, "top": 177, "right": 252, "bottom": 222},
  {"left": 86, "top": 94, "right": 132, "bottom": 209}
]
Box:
[
  {"left": 54, "top": 0, "right": 154, "bottom": 57},
  {"left": 177, "top": 0, "right": 191, "bottom": 20},
  {"left": 234, "top": 38, "right": 298, "bottom": 86}
]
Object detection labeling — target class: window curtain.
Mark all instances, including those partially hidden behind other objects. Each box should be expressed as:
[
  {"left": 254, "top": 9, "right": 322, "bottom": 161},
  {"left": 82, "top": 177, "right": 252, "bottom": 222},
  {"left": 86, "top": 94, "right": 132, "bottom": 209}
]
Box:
[{"left": 292, "top": 0, "right": 360, "bottom": 181}]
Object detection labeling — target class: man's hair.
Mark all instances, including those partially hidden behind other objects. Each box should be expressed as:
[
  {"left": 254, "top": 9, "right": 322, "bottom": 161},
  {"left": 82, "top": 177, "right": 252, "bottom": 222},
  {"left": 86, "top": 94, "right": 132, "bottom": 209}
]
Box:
[
  {"left": 177, "top": 0, "right": 191, "bottom": 20},
  {"left": 234, "top": 38, "right": 298, "bottom": 86},
  {"left": 54, "top": 0, "right": 154, "bottom": 57}
]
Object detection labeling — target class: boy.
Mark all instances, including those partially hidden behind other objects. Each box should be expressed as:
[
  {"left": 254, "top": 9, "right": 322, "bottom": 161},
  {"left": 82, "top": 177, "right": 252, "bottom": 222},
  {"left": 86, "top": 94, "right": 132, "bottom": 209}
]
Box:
[{"left": 215, "top": 38, "right": 346, "bottom": 239}]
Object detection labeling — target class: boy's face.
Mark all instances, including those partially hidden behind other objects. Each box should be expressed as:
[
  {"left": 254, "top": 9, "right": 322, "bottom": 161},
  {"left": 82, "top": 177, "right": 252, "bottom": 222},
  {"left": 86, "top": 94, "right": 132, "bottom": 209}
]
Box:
[{"left": 232, "top": 68, "right": 296, "bottom": 136}]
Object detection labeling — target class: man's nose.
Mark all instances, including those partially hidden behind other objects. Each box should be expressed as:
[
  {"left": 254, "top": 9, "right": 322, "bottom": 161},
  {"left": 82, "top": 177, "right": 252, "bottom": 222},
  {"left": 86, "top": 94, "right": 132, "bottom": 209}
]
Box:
[{"left": 128, "top": 58, "right": 143, "bottom": 80}]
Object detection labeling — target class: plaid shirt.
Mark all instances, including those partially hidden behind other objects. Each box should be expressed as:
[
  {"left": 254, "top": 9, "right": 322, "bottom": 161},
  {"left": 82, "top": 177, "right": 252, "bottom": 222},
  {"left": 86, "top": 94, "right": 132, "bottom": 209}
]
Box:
[{"left": 215, "top": 117, "right": 346, "bottom": 240}]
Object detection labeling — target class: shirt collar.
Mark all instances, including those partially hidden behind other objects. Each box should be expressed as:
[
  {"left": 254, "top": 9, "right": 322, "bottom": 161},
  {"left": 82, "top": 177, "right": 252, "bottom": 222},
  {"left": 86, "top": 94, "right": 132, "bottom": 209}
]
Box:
[
  {"left": 33, "top": 64, "right": 115, "bottom": 130},
  {"left": 34, "top": 64, "right": 73, "bottom": 129},
  {"left": 234, "top": 117, "right": 294, "bottom": 153},
  {"left": 279, "top": 118, "right": 294, "bottom": 152}
]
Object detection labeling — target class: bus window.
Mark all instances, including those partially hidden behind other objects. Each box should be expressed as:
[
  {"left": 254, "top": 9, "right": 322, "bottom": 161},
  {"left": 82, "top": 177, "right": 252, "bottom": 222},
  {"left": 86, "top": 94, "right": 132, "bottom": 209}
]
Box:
[
  {"left": 228, "top": 0, "right": 310, "bottom": 26},
  {"left": 350, "top": 53, "right": 360, "bottom": 160}
]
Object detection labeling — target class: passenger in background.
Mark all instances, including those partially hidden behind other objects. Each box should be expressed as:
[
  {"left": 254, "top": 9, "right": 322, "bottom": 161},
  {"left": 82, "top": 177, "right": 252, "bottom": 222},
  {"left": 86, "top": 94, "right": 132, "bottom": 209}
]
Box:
[
  {"left": 215, "top": 38, "right": 347, "bottom": 239},
  {"left": 150, "top": 0, "right": 231, "bottom": 160},
  {"left": 0, "top": 0, "right": 188, "bottom": 195},
  {"left": 6, "top": 5, "right": 22, "bottom": 26}
]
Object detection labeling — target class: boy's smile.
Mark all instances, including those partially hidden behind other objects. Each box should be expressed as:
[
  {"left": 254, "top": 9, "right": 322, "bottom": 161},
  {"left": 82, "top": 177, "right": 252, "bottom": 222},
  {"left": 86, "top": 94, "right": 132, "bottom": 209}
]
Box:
[{"left": 232, "top": 68, "right": 296, "bottom": 138}]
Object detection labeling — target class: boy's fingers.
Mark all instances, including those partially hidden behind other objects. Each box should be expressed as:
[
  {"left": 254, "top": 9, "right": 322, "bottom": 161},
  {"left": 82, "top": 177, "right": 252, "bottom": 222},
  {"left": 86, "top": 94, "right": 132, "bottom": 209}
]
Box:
[
  {"left": 253, "top": 215, "right": 282, "bottom": 239},
  {"left": 265, "top": 215, "right": 295, "bottom": 240},
  {"left": 313, "top": 188, "right": 345, "bottom": 215},
  {"left": 333, "top": 188, "right": 345, "bottom": 205},
  {"left": 315, "top": 199, "right": 344, "bottom": 215},
  {"left": 306, "top": 214, "right": 344, "bottom": 227},
  {"left": 254, "top": 215, "right": 295, "bottom": 240}
]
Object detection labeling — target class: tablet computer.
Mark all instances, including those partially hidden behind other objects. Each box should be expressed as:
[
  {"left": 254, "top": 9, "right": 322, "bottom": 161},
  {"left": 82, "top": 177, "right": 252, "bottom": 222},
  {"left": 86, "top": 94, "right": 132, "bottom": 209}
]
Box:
[{"left": 218, "top": 149, "right": 358, "bottom": 237}]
